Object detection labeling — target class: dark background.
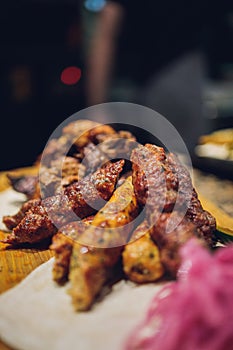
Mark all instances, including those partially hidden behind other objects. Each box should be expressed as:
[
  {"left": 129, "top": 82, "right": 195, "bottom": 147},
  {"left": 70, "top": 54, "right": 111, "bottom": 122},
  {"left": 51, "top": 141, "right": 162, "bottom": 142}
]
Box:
[
  {"left": 1, "top": 0, "right": 233, "bottom": 170},
  {"left": 0, "top": 0, "right": 84, "bottom": 170}
]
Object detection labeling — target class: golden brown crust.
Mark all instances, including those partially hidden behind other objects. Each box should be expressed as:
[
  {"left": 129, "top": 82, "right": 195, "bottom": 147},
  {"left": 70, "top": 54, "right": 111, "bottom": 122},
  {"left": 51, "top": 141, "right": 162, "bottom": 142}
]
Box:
[
  {"left": 68, "top": 176, "right": 139, "bottom": 311},
  {"left": 123, "top": 220, "right": 164, "bottom": 283},
  {"left": 50, "top": 217, "right": 94, "bottom": 284}
]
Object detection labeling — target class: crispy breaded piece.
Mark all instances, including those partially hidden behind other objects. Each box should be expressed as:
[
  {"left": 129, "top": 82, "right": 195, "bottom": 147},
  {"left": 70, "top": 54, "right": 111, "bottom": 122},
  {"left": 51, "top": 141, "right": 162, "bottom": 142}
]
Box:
[
  {"left": 3, "top": 161, "right": 124, "bottom": 245},
  {"left": 69, "top": 245, "right": 120, "bottom": 311},
  {"left": 123, "top": 220, "right": 164, "bottom": 283},
  {"left": 68, "top": 176, "right": 138, "bottom": 311},
  {"left": 50, "top": 216, "right": 93, "bottom": 284},
  {"left": 50, "top": 233, "right": 73, "bottom": 285}
]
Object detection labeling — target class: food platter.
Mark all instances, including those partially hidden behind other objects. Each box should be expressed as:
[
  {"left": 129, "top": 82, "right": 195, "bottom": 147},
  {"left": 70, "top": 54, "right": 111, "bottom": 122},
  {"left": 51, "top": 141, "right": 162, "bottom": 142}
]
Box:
[
  {"left": 0, "top": 120, "right": 233, "bottom": 350},
  {"left": 0, "top": 184, "right": 163, "bottom": 350},
  {"left": 0, "top": 186, "right": 232, "bottom": 350},
  {"left": 0, "top": 185, "right": 232, "bottom": 350}
]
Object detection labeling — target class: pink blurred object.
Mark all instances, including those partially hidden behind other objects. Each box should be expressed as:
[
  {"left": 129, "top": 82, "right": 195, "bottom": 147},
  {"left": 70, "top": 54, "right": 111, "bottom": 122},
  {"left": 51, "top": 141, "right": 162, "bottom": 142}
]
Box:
[{"left": 125, "top": 239, "right": 233, "bottom": 350}]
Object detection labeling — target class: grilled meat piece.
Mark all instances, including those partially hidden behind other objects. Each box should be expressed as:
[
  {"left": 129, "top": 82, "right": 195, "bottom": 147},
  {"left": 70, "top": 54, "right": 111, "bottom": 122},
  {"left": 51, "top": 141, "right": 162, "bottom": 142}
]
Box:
[
  {"left": 185, "top": 189, "right": 216, "bottom": 246},
  {"left": 7, "top": 174, "right": 39, "bottom": 199},
  {"left": 50, "top": 216, "right": 93, "bottom": 284},
  {"left": 3, "top": 199, "right": 41, "bottom": 230},
  {"left": 3, "top": 161, "right": 124, "bottom": 245},
  {"left": 62, "top": 122, "right": 116, "bottom": 149},
  {"left": 96, "top": 131, "right": 137, "bottom": 160},
  {"left": 167, "top": 153, "right": 216, "bottom": 244},
  {"left": 123, "top": 220, "right": 164, "bottom": 283},
  {"left": 131, "top": 144, "right": 215, "bottom": 238},
  {"left": 131, "top": 144, "right": 193, "bottom": 213},
  {"left": 6, "top": 207, "right": 58, "bottom": 245},
  {"left": 82, "top": 142, "right": 109, "bottom": 174},
  {"left": 95, "top": 129, "right": 135, "bottom": 144},
  {"left": 11, "top": 122, "right": 134, "bottom": 201},
  {"left": 40, "top": 120, "right": 99, "bottom": 167},
  {"left": 131, "top": 144, "right": 167, "bottom": 207},
  {"left": 82, "top": 132, "right": 137, "bottom": 174},
  {"left": 131, "top": 144, "right": 216, "bottom": 276},
  {"left": 64, "top": 159, "right": 125, "bottom": 219},
  {"left": 7, "top": 157, "right": 84, "bottom": 200},
  {"left": 68, "top": 176, "right": 138, "bottom": 311},
  {"left": 40, "top": 135, "right": 72, "bottom": 168},
  {"left": 40, "top": 156, "right": 85, "bottom": 198},
  {"left": 150, "top": 212, "right": 205, "bottom": 277}
]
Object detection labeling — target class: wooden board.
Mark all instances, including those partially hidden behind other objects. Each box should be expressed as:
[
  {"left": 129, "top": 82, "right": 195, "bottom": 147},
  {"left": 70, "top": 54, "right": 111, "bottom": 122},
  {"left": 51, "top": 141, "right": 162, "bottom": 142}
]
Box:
[
  {"left": 0, "top": 167, "right": 53, "bottom": 294},
  {"left": 0, "top": 167, "right": 53, "bottom": 350}
]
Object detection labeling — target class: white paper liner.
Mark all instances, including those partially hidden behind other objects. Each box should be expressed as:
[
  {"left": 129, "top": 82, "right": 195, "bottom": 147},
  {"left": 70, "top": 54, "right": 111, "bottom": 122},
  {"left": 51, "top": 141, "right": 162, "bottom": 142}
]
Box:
[
  {"left": 0, "top": 189, "right": 164, "bottom": 350},
  {"left": 0, "top": 258, "right": 164, "bottom": 350}
]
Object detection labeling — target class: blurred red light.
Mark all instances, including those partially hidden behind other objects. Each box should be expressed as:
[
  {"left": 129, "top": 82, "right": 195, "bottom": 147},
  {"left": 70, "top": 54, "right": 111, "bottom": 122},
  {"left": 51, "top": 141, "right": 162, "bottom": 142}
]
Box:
[{"left": 60, "top": 66, "right": 81, "bottom": 85}]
